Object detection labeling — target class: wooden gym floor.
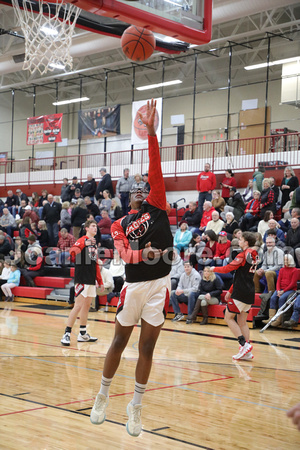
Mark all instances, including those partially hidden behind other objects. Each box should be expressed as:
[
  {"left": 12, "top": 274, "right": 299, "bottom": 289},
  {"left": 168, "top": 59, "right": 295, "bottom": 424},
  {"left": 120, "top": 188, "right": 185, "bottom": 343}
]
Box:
[{"left": 0, "top": 301, "right": 299, "bottom": 449}]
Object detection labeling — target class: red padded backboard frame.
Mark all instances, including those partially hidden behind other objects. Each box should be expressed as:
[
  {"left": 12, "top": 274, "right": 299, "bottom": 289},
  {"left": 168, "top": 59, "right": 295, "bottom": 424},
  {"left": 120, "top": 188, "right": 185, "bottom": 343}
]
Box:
[{"left": 66, "top": 0, "right": 212, "bottom": 45}]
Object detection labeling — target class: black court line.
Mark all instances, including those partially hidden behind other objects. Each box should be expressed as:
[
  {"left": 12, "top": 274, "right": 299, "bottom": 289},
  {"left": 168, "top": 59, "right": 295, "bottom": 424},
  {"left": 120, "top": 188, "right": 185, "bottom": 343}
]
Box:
[
  {"left": 0, "top": 393, "right": 212, "bottom": 449},
  {"left": 13, "top": 392, "right": 31, "bottom": 396},
  {"left": 1, "top": 307, "right": 300, "bottom": 350},
  {"left": 152, "top": 426, "right": 170, "bottom": 431}
]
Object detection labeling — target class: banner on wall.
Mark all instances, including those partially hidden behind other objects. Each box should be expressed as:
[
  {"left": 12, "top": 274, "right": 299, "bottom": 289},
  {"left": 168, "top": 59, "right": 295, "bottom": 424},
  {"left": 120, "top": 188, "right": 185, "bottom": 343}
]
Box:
[
  {"left": 27, "top": 114, "right": 63, "bottom": 145},
  {"left": 131, "top": 98, "right": 162, "bottom": 145},
  {"left": 78, "top": 105, "right": 120, "bottom": 140}
]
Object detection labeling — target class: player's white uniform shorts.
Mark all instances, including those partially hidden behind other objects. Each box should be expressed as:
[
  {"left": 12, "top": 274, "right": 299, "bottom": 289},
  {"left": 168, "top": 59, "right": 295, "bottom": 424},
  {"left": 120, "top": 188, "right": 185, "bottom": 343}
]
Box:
[
  {"left": 227, "top": 298, "right": 251, "bottom": 314},
  {"left": 116, "top": 274, "right": 171, "bottom": 327},
  {"left": 75, "top": 283, "right": 96, "bottom": 298}
]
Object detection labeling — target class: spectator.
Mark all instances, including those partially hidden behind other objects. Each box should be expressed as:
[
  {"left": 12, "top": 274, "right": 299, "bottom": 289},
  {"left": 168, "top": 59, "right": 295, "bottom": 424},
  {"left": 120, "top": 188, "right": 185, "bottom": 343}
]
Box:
[
  {"left": 0, "top": 260, "right": 11, "bottom": 293},
  {"left": 13, "top": 236, "right": 27, "bottom": 254},
  {"left": 84, "top": 197, "right": 100, "bottom": 221},
  {"left": 19, "top": 216, "right": 34, "bottom": 241},
  {"left": 173, "top": 222, "right": 192, "bottom": 253},
  {"left": 280, "top": 166, "right": 299, "bottom": 210},
  {"left": 253, "top": 236, "right": 284, "bottom": 293},
  {"left": 49, "top": 228, "right": 76, "bottom": 267},
  {"left": 211, "top": 190, "right": 226, "bottom": 213},
  {"left": 188, "top": 233, "right": 205, "bottom": 268},
  {"left": 212, "top": 231, "right": 231, "bottom": 266},
  {"left": 18, "top": 199, "right": 28, "bottom": 219},
  {"left": 196, "top": 162, "right": 216, "bottom": 215},
  {"left": 290, "top": 186, "right": 300, "bottom": 210},
  {"left": 170, "top": 261, "right": 201, "bottom": 322},
  {"left": 70, "top": 188, "right": 83, "bottom": 205},
  {"left": 241, "top": 179, "right": 254, "bottom": 204},
  {"left": 16, "top": 188, "right": 29, "bottom": 204},
  {"left": 259, "top": 178, "right": 276, "bottom": 218},
  {"left": 286, "top": 218, "right": 300, "bottom": 267},
  {"left": 222, "top": 212, "right": 239, "bottom": 238},
  {"left": 252, "top": 165, "right": 265, "bottom": 192},
  {"left": 222, "top": 187, "right": 245, "bottom": 222},
  {"left": 197, "top": 229, "right": 218, "bottom": 271},
  {"left": 98, "top": 209, "right": 112, "bottom": 241},
  {"left": 42, "top": 194, "right": 62, "bottom": 247},
  {"left": 36, "top": 220, "right": 49, "bottom": 249},
  {"left": 5, "top": 190, "right": 19, "bottom": 217},
  {"left": 131, "top": 173, "right": 145, "bottom": 190},
  {"left": 257, "top": 210, "right": 274, "bottom": 238},
  {"left": 38, "top": 189, "right": 48, "bottom": 210},
  {"left": 20, "top": 235, "right": 44, "bottom": 287},
  {"left": 60, "top": 178, "right": 69, "bottom": 202},
  {"left": 264, "top": 229, "right": 285, "bottom": 251},
  {"left": 1, "top": 262, "right": 20, "bottom": 302},
  {"left": 186, "top": 266, "right": 223, "bottom": 325},
  {"left": 95, "top": 168, "right": 114, "bottom": 201},
  {"left": 82, "top": 174, "right": 97, "bottom": 199},
  {"left": 116, "top": 168, "right": 134, "bottom": 215},
  {"left": 198, "top": 201, "right": 215, "bottom": 233},
  {"left": 71, "top": 198, "right": 88, "bottom": 239},
  {"left": 262, "top": 219, "right": 285, "bottom": 243},
  {"left": 142, "top": 173, "right": 150, "bottom": 192},
  {"left": 263, "top": 254, "right": 298, "bottom": 327},
  {"left": 99, "top": 190, "right": 112, "bottom": 212},
  {"left": 283, "top": 293, "right": 300, "bottom": 329},
  {"left": 109, "top": 198, "right": 123, "bottom": 221},
  {"left": 67, "top": 176, "right": 82, "bottom": 201},
  {"left": 220, "top": 169, "right": 237, "bottom": 203},
  {"left": 30, "top": 192, "right": 39, "bottom": 210},
  {"left": 279, "top": 191, "right": 294, "bottom": 231},
  {"left": 14, "top": 249, "right": 26, "bottom": 269},
  {"left": 59, "top": 201, "right": 71, "bottom": 232},
  {"left": 206, "top": 210, "right": 225, "bottom": 235},
  {"left": 91, "top": 261, "right": 114, "bottom": 312},
  {"left": 170, "top": 249, "right": 185, "bottom": 290},
  {"left": 269, "top": 177, "right": 281, "bottom": 205},
  {"left": 23, "top": 205, "right": 39, "bottom": 226},
  {"left": 0, "top": 208, "right": 16, "bottom": 237},
  {"left": 180, "top": 201, "right": 201, "bottom": 230},
  {"left": 240, "top": 190, "right": 261, "bottom": 231}
]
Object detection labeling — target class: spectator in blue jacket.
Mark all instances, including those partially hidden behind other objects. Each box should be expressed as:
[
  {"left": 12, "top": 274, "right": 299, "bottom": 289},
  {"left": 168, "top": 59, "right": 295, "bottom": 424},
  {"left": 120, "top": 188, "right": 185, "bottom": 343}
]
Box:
[{"left": 173, "top": 222, "right": 192, "bottom": 252}]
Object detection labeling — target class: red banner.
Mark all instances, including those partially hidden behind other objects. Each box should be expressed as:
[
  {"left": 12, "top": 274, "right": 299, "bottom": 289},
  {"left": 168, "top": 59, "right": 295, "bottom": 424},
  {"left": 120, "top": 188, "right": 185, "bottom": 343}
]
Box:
[{"left": 27, "top": 113, "right": 63, "bottom": 145}]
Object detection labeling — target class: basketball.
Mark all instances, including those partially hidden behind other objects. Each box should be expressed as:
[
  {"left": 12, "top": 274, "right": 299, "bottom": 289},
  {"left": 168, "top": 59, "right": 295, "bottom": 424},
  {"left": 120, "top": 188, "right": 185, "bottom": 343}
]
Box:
[
  {"left": 134, "top": 104, "right": 159, "bottom": 140},
  {"left": 121, "top": 26, "right": 155, "bottom": 62}
]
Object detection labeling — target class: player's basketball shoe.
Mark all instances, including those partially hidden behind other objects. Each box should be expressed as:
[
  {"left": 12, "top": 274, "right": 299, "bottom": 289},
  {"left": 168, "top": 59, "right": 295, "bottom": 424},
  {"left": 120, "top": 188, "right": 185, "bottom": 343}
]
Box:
[
  {"left": 232, "top": 342, "right": 253, "bottom": 360},
  {"left": 77, "top": 333, "right": 98, "bottom": 342},
  {"left": 126, "top": 401, "right": 142, "bottom": 437},
  {"left": 61, "top": 333, "right": 71, "bottom": 346},
  {"left": 90, "top": 393, "right": 109, "bottom": 425},
  {"left": 240, "top": 352, "right": 254, "bottom": 361}
]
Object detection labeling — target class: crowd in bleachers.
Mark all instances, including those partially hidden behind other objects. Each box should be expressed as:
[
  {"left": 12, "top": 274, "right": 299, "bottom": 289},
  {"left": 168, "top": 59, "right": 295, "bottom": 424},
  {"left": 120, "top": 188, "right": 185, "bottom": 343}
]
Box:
[{"left": 1, "top": 163, "right": 300, "bottom": 329}]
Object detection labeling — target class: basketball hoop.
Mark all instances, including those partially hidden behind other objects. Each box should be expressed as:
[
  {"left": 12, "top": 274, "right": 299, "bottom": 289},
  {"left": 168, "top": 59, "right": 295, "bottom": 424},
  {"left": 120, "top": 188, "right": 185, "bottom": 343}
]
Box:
[{"left": 11, "top": 0, "right": 81, "bottom": 75}]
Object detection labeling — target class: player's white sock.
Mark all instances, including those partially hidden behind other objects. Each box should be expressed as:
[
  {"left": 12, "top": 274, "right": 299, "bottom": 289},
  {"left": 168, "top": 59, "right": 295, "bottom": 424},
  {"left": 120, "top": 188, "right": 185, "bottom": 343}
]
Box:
[
  {"left": 132, "top": 381, "right": 147, "bottom": 405},
  {"left": 99, "top": 375, "right": 113, "bottom": 397}
]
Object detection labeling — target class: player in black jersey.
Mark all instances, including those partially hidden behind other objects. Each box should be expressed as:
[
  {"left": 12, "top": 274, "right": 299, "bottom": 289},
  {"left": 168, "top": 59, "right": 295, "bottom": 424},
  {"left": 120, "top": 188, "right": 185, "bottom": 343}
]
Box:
[
  {"left": 211, "top": 231, "right": 258, "bottom": 360},
  {"left": 90, "top": 100, "right": 173, "bottom": 437},
  {"left": 61, "top": 219, "right": 103, "bottom": 346}
]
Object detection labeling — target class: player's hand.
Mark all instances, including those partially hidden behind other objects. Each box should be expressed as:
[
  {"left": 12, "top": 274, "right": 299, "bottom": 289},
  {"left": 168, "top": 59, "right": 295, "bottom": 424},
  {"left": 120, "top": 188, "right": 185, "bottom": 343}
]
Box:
[
  {"left": 142, "top": 241, "right": 167, "bottom": 261},
  {"left": 287, "top": 402, "right": 300, "bottom": 431},
  {"left": 225, "top": 291, "right": 231, "bottom": 302},
  {"left": 137, "top": 99, "right": 157, "bottom": 136}
]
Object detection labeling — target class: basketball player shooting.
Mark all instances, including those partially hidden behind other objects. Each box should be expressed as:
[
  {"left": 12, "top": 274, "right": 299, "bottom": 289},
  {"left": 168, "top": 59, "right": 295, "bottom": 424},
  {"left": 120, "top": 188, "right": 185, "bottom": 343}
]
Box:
[
  {"left": 210, "top": 232, "right": 258, "bottom": 361},
  {"left": 90, "top": 99, "right": 173, "bottom": 436}
]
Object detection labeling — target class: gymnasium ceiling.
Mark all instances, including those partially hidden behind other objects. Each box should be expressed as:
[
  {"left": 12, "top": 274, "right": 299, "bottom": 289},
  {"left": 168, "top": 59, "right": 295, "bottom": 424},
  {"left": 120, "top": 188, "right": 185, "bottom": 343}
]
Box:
[{"left": 0, "top": 0, "right": 300, "bottom": 103}]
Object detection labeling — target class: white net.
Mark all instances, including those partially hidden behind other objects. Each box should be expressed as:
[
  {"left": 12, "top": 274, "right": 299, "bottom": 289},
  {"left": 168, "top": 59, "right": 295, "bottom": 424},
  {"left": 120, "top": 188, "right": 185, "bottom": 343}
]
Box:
[{"left": 11, "top": 0, "right": 81, "bottom": 75}]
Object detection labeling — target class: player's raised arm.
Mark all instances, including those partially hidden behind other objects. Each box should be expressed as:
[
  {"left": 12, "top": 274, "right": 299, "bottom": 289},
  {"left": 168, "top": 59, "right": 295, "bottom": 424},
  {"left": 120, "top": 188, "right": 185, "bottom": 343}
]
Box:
[{"left": 137, "top": 99, "right": 166, "bottom": 210}]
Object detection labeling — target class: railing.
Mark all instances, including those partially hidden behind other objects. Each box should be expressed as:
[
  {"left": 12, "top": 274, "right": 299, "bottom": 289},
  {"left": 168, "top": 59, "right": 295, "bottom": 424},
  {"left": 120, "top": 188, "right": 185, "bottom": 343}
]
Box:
[{"left": 1, "top": 132, "right": 299, "bottom": 187}]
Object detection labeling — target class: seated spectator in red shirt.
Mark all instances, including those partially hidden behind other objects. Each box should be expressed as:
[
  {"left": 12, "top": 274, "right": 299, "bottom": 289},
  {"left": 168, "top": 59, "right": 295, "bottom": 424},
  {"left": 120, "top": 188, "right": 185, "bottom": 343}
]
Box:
[
  {"left": 49, "top": 228, "right": 76, "bottom": 267},
  {"left": 98, "top": 209, "right": 112, "bottom": 240},
  {"left": 240, "top": 190, "right": 261, "bottom": 231},
  {"left": 180, "top": 201, "right": 201, "bottom": 231},
  {"left": 198, "top": 201, "right": 215, "bottom": 233},
  {"left": 212, "top": 231, "right": 231, "bottom": 266},
  {"left": 23, "top": 205, "right": 40, "bottom": 226}
]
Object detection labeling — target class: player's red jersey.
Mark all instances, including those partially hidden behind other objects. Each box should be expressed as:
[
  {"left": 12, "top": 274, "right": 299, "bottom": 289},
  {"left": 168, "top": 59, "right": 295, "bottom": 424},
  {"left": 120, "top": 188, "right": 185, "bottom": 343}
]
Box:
[
  {"left": 213, "top": 248, "right": 258, "bottom": 304},
  {"left": 111, "top": 135, "right": 173, "bottom": 283},
  {"left": 69, "top": 235, "right": 102, "bottom": 286}
]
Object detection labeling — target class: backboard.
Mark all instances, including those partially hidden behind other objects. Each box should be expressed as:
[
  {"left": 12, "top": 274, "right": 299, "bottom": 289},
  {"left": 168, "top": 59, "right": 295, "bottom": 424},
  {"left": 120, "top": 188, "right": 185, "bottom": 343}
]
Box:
[{"left": 65, "top": 0, "right": 212, "bottom": 45}]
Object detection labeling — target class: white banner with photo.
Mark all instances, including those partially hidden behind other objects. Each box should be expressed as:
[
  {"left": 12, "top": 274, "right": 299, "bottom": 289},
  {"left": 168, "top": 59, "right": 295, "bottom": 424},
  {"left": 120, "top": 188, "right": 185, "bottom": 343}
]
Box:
[{"left": 131, "top": 97, "right": 162, "bottom": 145}]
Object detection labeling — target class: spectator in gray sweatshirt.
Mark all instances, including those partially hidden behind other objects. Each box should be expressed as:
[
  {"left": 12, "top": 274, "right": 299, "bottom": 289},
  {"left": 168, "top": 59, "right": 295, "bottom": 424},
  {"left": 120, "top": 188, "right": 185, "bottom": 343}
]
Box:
[
  {"left": 116, "top": 168, "right": 134, "bottom": 215},
  {"left": 170, "top": 249, "right": 185, "bottom": 290},
  {"left": 170, "top": 261, "right": 201, "bottom": 322}
]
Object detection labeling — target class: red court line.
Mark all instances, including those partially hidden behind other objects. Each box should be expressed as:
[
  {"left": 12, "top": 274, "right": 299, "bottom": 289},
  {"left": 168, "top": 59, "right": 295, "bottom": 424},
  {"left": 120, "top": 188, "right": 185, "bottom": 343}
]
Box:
[{"left": 0, "top": 406, "right": 47, "bottom": 417}]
